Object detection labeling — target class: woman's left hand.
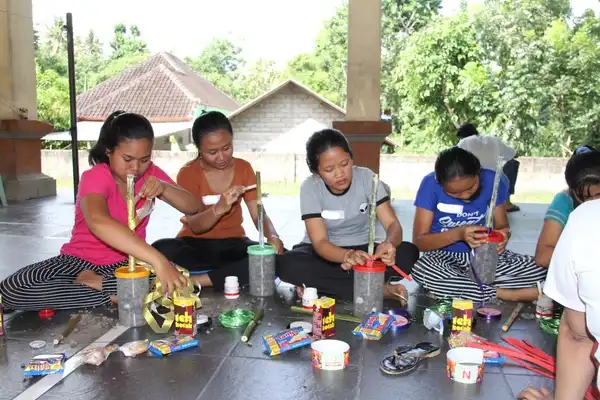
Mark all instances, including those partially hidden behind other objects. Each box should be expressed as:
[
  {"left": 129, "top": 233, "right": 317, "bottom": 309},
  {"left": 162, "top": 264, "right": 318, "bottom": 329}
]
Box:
[
  {"left": 267, "top": 236, "right": 284, "bottom": 255},
  {"left": 374, "top": 241, "right": 396, "bottom": 266},
  {"left": 496, "top": 228, "right": 511, "bottom": 254},
  {"left": 139, "top": 176, "right": 166, "bottom": 200}
]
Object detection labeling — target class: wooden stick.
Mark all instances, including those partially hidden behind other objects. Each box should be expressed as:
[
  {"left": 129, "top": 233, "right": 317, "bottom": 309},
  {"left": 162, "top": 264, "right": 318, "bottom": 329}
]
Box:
[
  {"left": 241, "top": 307, "right": 264, "bottom": 343},
  {"left": 367, "top": 174, "right": 378, "bottom": 256},
  {"left": 536, "top": 281, "right": 542, "bottom": 297},
  {"left": 126, "top": 174, "right": 136, "bottom": 272},
  {"left": 290, "top": 305, "right": 363, "bottom": 323},
  {"left": 256, "top": 171, "right": 264, "bottom": 247},
  {"left": 53, "top": 314, "right": 82, "bottom": 346},
  {"left": 486, "top": 156, "right": 504, "bottom": 229},
  {"left": 502, "top": 302, "right": 524, "bottom": 332}
]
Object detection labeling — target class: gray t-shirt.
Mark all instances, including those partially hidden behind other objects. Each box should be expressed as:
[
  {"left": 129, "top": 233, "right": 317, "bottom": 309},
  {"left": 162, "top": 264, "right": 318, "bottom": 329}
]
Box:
[{"left": 300, "top": 166, "right": 390, "bottom": 247}]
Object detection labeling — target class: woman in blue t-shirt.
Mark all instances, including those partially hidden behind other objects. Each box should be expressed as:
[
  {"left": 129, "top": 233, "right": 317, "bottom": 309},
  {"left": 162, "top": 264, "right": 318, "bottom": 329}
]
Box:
[
  {"left": 411, "top": 147, "right": 547, "bottom": 302},
  {"left": 535, "top": 146, "right": 600, "bottom": 267}
]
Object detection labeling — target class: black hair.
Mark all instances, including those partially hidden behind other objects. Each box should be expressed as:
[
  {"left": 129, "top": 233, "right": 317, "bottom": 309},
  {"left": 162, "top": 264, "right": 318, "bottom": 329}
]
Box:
[
  {"left": 456, "top": 123, "right": 479, "bottom": 139},
  {"left": 88, "top": 111, "right": 154, "bottom": 166},
  {"left": 305, "top": 129, "right": 353, "bottom": 173},
  {"left": 565, "top": 150, "right": 600, "bottom": 202},
  {"left": 435, "top": 147, "right": 481, "bottom": 185},
  {"left": 191, "top": 111, "right": 233, "bottom": 150}
]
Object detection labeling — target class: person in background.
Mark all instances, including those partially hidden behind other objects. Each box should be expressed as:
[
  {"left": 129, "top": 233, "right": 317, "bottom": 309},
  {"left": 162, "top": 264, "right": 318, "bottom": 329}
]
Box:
[
  {"left": 277, "top": 129, "right": 419, "bottom": 303},
  {"left": 518, "top": 198, "right": 600, "bottom": 400},
  {"left": 411, "top": 147, "right": 547, "bottom": 302},
  {"left": 152, "top": 111, "right": 284, "bottom": 293},
  {"left": 0, "top": 111, "right": 199, "bottom": 310},
  {"left": 534, "top": 146, "right": 600, "bottom": 268},
  {"left": 456, "top": 123, "right": 521, "bottom": 212}
]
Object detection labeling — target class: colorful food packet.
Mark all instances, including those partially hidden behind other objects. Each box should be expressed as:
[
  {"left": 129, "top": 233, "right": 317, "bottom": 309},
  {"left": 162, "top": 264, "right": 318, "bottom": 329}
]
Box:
[
  {"left": 448, "top": 331, "right": 505, "bottom": 365},
  {"left": 148, "top": 335, "right": 199, "bottom": 356},
  {"left": 262, "top": 327, "right": 312, "bottom": 356},
  {"left": 352, "top": 312, "right": 394, "bottom": 340},
  {"left": 120, "top": 340, "right": 150, "bottom": 357},
  {"left": 24, "top": 354, "right": 66, "bottom": 376}
]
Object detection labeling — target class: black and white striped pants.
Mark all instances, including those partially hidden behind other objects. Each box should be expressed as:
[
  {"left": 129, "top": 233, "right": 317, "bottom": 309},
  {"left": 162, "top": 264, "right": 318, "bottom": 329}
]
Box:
[
  {"left": 0, "top": 254, "right": 128, "bottom": 311},
  {"left": 411, "top": 250, "right": 547, "bottom": 302}
]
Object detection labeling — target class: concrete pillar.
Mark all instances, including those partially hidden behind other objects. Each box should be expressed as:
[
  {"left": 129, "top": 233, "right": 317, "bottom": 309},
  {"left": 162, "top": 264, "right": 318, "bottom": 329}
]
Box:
[
  {"left": 0, "top": 0, "right": 56, "bottom": 201},
  {"left": 333, "top": 0, "right": 390, "bottom": 173}
]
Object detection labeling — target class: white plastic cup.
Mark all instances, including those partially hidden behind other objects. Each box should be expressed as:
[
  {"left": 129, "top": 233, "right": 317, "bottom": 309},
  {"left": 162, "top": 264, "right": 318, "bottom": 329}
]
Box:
[
  {"left": 224, "top": 276, "right": 240, "bottom": 299},
  {"left": 302, "top": 287, "right": 318, "bottom": 309},
  {"left": 311, "top": 340, "right": 350, "bottom": 370}
]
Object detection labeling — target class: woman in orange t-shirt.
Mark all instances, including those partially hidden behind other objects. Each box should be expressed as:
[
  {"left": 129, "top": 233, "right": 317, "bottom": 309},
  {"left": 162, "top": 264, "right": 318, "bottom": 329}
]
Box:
[{"left": 152, "top": 111, "right": 284, "bottom": 292}]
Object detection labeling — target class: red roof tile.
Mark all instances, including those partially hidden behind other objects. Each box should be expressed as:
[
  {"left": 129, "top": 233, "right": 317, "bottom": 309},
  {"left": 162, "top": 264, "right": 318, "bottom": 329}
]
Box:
[{"left": 76, "top": 52, "right": 240, "bottom": 122}]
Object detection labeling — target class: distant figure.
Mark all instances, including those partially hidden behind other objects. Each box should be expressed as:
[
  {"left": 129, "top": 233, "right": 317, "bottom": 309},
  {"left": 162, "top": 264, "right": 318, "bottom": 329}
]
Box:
[{"left": 456, "top": 123, "right": 520, "bottom": 212}]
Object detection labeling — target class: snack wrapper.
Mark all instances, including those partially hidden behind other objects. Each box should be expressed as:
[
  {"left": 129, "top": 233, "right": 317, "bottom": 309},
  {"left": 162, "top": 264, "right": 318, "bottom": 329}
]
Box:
[
  {"left": 24, "top": 354, "right": 66, "bottom": 376},
  {"left": 448, "top": 331, "right": 505, "bottom": 365},
  {"left": 82, "top": 344, "right": 119, "bottom": 366},
  {"left": 352, "top": 312, "right": 394, "bottom": 340},
  {"left": 262, "top": 327, "right": 312, "bottom": 356},
  {"left": 148, "top": 335, "right": 199, "bottom": 356},
  {"left": 120, "top": 340, "right": 150, "bottom": 357}
]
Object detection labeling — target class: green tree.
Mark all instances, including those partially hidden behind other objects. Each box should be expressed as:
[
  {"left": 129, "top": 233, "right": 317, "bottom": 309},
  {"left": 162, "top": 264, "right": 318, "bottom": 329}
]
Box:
[
  {"left": 109, "top": 23, "right": 148, "bottom": 60},
  {"left": 234, "top": 59, "right": 281, "bottom": 104},
  {"left": 185, "top": 38, "right": 246, "bottom": 98}
]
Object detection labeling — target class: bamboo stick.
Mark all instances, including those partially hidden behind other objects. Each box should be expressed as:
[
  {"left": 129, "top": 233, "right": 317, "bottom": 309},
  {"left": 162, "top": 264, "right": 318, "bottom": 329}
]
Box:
[{"left": 126, "top": 174, "right": 136, "bottom": 272}]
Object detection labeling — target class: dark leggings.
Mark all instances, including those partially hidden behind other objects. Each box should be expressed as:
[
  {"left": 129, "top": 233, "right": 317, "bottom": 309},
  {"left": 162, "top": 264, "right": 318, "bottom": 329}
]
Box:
[
  {"left": 277, "top": 242, "right": 420, "bottom": 300},
  {"left": 152, "top": 236, "right": 260, "bottom": 291},
  {"left": 503, "top": 159, "right": 520, "bottom": 195}
]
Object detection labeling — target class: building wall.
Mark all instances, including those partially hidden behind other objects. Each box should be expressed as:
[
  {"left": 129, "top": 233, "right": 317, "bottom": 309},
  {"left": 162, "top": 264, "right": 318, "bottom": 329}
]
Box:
[
  {"left": 229, "top": 84, "right": 345, "bottom": 152},
  {"left": 42, "top": 150, "right": 570, "bottom": 197}
]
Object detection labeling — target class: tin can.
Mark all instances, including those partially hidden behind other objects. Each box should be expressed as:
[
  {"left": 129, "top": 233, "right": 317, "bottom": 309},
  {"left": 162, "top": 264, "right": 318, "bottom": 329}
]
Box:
[
  {"left": 312, "top": 297, "right": 336, "bottom": 339},
  {"left": 174, "top": 296, "right": 197, "bottom": 336},
  {"left": 451, "top": 299, "right": 473, "bottom": 334}
]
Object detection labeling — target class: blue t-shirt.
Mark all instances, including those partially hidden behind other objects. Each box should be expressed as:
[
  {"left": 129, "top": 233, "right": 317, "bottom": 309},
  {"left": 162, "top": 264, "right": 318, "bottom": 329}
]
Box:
[
  {"left": 543, "top": 190, "right": 574, "bottom": 228},
  {"left": 414, "top": 169, "right": 509, "bottom": 253}
]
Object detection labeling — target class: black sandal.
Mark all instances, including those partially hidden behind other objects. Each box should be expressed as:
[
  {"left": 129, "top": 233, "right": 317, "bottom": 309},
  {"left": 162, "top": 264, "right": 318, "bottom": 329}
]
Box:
[{"left": 380, "top": 342, "right": 441, "bottom": 375}]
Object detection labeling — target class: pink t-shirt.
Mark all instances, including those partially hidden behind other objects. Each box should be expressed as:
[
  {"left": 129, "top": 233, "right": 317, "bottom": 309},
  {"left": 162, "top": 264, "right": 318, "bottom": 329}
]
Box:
[{"left": 60, "top": 162, "right": 175, "bottom": 265}]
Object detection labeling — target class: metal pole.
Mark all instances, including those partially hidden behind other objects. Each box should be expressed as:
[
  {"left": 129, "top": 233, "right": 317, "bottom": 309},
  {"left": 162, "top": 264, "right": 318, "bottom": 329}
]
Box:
[{"left": 65, "top": 13, "right": 79, "bottom": 202}]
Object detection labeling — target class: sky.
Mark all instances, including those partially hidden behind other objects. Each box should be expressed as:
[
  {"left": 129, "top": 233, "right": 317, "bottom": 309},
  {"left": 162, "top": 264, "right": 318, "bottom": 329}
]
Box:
[{"left": 32, "top": 0, "right": 600, "bottom": 66}]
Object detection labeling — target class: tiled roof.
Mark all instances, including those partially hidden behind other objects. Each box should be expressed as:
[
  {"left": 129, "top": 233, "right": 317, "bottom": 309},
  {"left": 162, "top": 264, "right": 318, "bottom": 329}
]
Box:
[{"left": 77, "top": 52, "right": 240, "bottom": 122}]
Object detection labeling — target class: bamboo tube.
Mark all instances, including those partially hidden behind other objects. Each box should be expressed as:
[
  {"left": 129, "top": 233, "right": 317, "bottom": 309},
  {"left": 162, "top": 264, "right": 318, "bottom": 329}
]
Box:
[
  {"left": 126, "top": 174, "right": 136, "bottom": 272},
  {"left": 486, "top": 156, "right": 504, "bottom": 229},
  {"left": 367, "top": 174, "right": 379, "bottom": 256},
  {"left": 256, "top": 171, "right": 264, "bottom": 247}
]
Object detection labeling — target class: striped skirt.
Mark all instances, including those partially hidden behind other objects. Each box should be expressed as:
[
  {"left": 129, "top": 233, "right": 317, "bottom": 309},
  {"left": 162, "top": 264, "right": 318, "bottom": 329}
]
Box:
[
  {"left": 0, "top": 254, "right": 128, "bottom": 311},
  {"left": 411, "top": 249, "right": 547, "bottom": 302}
]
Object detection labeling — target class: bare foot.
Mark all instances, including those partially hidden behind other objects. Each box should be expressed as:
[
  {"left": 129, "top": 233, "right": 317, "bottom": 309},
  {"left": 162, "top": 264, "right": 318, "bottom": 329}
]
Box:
[
  {"left": 384, "top": 283, "right": 408, "bottom": 306},
  {"left": 74, "top": 269, "right": 102, "bottom": 291},
  {"left": 110, "top": 295, "right": 118, "bottom": 304}
]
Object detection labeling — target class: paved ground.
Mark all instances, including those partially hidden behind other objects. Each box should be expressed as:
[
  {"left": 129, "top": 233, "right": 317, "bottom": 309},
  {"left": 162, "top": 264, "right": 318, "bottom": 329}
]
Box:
[{"left": 0, "top": 191, "right": 554, "bottom": 400}]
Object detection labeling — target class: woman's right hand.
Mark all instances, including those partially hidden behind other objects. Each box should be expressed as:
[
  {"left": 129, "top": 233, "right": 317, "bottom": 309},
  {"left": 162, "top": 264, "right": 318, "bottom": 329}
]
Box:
[
  {"left": 341, "top": 249, "right": 370, "bottom": 271},
  {"left": 154, "top": 258, "right": 187, "bottom": 295},
  {"left": 516, "top": 387, "right": 553, "bottom": 400},
  {"left": 459, "top": 225, "right": 489, "bottom": 249},
  {"left": 214, "top": 185, "right": 245, "bottom": 215}
]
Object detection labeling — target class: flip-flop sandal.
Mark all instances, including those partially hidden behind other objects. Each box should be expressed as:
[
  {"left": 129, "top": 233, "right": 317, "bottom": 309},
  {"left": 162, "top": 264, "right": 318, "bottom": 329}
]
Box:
[
  {"left": 380, "top": 354, "right": 419, "bottom": 375},
  {"left": 507, "top": 205, "right": 521, "bottom": 213},
  {"left": 395, "top": 342, "right": 441, "bottom": 359}
]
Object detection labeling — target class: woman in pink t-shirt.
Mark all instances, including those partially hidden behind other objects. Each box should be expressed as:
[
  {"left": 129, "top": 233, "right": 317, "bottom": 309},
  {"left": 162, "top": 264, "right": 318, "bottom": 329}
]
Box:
[{"left": 0, "top": 111, "right": 202, "bottom": 310}]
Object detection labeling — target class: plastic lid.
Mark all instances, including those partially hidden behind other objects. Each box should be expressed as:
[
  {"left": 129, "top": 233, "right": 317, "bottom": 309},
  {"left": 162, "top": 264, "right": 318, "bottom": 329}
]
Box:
[
  {"left": 247, "top": 244, "right": 276, "bottom": 256},
  {"left": 353, "top": 259, "right": 386, "bottom": 273},
  {"left": 487, "top": 230, "right": 504, "bottom": 243},
  {"left": 225, "top": 276, "right": 239, "bottom": 284},
  {"left": 38, "top": 309, "right": 55, "bottom": 319}
]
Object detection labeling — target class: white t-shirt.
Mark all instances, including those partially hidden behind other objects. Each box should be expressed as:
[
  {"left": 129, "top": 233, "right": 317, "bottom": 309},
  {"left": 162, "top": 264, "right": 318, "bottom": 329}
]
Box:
[
  {"left": 544, "top": 199, "right": 600, "bottom": 388},
  {"left": 457, "top": 136, "right": 516, "bottom": 170}
]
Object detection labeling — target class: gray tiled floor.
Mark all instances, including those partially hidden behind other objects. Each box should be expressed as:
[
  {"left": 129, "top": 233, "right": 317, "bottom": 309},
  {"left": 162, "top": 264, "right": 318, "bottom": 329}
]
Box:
[{"left": 0, "top": 191, "right": 554, "bottom": 400}]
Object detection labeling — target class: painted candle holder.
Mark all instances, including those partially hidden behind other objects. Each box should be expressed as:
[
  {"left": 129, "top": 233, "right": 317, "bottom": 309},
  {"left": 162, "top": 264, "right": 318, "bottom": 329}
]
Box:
[
  {"left": 116, "top": 265, "right": 150, "bottom": 327},
  {"left": 353, "top": 260, "right": 385, "bottom": 318},
  {"left": 247, "top": 244, "right": 276, "bottom": 297}
]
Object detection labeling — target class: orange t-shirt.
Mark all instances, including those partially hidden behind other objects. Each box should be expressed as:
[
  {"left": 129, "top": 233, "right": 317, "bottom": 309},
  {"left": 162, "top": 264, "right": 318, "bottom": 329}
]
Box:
[{"left": 176, "top": 157, "right": 257, "bottom": 239}]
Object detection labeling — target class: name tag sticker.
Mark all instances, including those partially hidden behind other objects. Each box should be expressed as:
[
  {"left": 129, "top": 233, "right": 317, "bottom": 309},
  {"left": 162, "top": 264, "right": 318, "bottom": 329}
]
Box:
[
  {"left": 321, "top": 210, "right": 345, "bottom": 220},
  {"left": 202, "top": 195, "right": 221, "bottom": 205},
  {"left": 437, "top": 203, "right": 464, "bottom": 214}
]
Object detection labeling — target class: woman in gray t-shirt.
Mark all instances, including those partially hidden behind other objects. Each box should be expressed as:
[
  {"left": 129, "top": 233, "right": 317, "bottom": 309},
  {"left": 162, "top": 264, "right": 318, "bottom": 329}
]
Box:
[{"left": 277, "top": 129, "right": 420, "bottom": 302}]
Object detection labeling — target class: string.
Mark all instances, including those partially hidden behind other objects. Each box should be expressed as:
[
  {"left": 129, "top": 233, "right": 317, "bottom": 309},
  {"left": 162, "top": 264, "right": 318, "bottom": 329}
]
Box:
[{"left": 219, "top": 309, "right": 256, "bottom": 328}]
